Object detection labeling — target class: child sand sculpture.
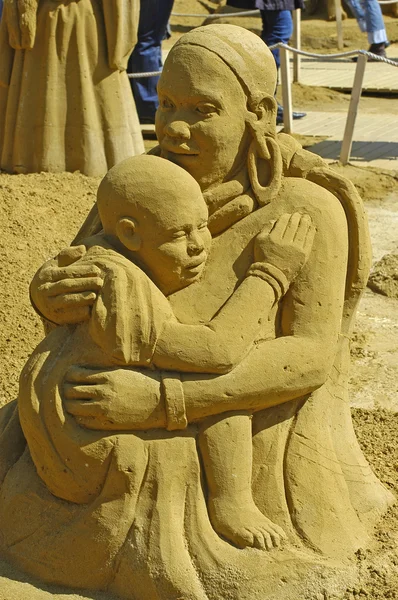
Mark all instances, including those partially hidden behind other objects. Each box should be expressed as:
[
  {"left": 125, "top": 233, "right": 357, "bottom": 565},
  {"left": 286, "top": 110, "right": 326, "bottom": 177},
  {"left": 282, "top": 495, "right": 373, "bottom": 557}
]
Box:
[
  {"left": 26, "top": 154, "right": 315, "bottom": 552},
  {"left": 0, "top": 0, "right": 144, "bottom": 175}
]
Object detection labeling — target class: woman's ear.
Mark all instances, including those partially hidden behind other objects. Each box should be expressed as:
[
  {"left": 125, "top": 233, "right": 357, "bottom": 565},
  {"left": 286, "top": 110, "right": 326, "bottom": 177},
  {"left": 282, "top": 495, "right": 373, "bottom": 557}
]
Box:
[
  {"left": 115, "top": 217, "right": 142, "bottom": 252},
  {"left": 246, "top": 94, "right": 278, "bottom": 132}
]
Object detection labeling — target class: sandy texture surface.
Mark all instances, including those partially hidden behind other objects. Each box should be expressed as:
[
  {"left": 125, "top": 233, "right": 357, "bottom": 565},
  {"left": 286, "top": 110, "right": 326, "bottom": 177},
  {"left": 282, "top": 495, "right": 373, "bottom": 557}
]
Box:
[{"left": 0, "top": 2, "right": 397, "bottom": 596}]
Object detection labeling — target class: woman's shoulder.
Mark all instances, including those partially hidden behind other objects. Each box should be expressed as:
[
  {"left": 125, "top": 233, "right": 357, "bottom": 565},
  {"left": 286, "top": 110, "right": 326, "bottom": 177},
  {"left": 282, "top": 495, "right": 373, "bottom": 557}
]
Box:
[{"left": 277, "top": 176, "right": 348, "bottom": 233}]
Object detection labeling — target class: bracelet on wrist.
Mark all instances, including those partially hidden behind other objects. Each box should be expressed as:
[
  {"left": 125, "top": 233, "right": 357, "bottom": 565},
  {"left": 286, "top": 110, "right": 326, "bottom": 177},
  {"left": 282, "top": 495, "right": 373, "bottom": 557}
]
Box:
[
  {"left": 161, "top": 372, "right": 188, "bottom": 431},
  {"left": 247, "top": 262, "right": 290, "bottom": 303}
]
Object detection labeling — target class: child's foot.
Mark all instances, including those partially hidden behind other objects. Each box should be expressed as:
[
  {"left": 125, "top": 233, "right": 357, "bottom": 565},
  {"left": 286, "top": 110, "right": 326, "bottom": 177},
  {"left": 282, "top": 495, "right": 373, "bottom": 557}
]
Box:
[{"left": 208, "top": 496, "right": 286, "bottom": 550}]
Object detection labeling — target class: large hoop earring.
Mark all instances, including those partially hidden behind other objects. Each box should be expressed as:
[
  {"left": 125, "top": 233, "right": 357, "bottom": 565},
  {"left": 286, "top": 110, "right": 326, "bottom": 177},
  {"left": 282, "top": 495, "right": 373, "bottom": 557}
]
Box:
[{"left": 247, "top": 135, "right": 282, "bottom": 206}]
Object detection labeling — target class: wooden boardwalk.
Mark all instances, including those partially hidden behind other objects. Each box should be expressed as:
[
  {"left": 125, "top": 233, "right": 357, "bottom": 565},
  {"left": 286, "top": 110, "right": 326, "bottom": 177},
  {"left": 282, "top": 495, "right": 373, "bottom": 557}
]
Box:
[
  {"left": 294, "top": 51, "right": 398, "bottom": 94},
  {"left": 288, "top": 111, "right": 398, "bottom": 169}
]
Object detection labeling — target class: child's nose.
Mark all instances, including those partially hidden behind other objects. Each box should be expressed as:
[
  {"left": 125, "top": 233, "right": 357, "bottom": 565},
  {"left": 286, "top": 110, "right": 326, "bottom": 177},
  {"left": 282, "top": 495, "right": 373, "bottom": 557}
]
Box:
[{"left": 187, "top": 231, "right": 204, "bottom": 256}]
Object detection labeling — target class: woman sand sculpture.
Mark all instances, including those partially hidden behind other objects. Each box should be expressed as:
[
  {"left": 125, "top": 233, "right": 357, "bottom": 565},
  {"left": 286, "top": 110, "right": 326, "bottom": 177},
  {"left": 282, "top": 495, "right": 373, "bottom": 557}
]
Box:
[
  {"left": 0, "top": 24, "right": 394, "bottom": 600},
  {"left": 0, "top": 0, "right": 144, "bottom": 176}
]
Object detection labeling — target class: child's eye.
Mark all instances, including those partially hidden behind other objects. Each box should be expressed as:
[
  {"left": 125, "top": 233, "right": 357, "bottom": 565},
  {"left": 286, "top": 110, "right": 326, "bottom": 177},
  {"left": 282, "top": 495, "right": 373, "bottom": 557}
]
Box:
[
  {"left": 198, "top": 223, "right": 208, "bottom": 230},
  {"left": 171, "top": 231, "right": 187, "bottom": 240}
]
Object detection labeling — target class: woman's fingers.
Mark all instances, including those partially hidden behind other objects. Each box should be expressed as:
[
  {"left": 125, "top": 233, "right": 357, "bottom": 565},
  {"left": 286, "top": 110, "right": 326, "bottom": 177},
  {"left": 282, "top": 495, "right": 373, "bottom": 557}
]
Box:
[
  {"left": 63, "top": 383, "right": 105, "bottom": 401},
  {"left": 57, "top": 245, "right": 87, "bottom": 267},
  {"left": 65, "top": 366, "right": 110, "bottom": 385},
  {"left": 64, "top": 398, "right": 105, "bottom": 417},
  {"left": 40, "top": 276, "right": 103, "bottom": 298},
  {"left": 40, "top": 263, "right": 102, "bottom": 284},
  {"left": 48, "top": 292, "right": 97, "bottom": 311}
]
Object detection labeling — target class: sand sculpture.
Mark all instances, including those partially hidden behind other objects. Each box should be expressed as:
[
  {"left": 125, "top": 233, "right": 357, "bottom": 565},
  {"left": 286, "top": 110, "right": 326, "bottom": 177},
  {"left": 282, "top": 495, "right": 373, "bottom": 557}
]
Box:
[
  {"left": 0, "top": 0, "right": 144, "bottom": 176},
  {"left": 0, "top": 24, "right": 394, "bottom": 600}
]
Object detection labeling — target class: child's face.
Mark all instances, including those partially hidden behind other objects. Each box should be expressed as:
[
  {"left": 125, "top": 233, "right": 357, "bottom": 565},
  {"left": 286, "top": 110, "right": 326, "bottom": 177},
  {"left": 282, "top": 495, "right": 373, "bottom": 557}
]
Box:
[{"left": 136, "top": 192, "right": 212, "bottom": 295}]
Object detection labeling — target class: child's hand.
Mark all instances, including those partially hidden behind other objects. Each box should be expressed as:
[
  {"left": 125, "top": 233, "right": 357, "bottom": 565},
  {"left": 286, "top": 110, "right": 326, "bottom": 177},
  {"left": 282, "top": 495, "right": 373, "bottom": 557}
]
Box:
[{"left": 254, "top": 213, "right": 316, "bottom": 282}]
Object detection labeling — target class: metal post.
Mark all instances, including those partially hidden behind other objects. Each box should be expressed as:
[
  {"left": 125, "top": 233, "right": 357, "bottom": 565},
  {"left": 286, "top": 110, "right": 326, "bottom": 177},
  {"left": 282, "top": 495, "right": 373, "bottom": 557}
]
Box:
[
  {"left": 292, "top": 9, "right": 301, "bottom": 83},
  {"left": 280, "top": 46, "right": 293, "bottom": 134},
  {"left": 335, "top": 0, "right": 344, "bottom": 50},
  {"left": 340, "top": 53, "right": 367, "bottom": 165}
]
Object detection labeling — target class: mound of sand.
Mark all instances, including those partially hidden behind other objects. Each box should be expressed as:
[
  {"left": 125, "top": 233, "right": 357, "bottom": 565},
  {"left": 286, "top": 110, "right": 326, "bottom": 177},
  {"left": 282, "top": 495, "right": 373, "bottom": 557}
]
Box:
[{"left": 368, "top": 253, "right": 398, "bottom": 298}]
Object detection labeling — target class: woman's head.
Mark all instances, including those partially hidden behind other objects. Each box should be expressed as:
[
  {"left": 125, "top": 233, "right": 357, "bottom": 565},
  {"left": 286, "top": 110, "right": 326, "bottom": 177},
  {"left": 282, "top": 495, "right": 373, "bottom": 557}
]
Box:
[{"left": 156, "top": 25, "right": 278, "bottom": 192}]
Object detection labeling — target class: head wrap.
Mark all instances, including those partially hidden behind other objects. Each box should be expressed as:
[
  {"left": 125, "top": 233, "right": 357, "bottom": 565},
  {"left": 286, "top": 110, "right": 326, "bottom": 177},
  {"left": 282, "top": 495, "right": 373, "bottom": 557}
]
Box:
[{"left": 172, "top": 24, "right": 277, "bottom": 107}]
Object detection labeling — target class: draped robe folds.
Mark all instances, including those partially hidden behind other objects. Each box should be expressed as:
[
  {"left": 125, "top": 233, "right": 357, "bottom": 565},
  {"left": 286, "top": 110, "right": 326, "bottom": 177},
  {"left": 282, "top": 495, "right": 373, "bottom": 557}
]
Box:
[
  {"left": 0, "top": 0, "right": 144, "bottom": 176},
  {"left": 0, "top": 136, "right": 394, "bottom": 600}
]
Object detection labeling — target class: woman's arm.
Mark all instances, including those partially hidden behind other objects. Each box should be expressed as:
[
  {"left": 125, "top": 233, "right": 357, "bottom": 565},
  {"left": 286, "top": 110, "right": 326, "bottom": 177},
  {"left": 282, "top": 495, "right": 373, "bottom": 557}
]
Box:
[
  {"left": 64, "top": 191, "right": 348, "bottom": 430},
  {"left": 30, "top": 246, "right": 104, "bottom": 325},
  {"left": 182, "top": 193, "right": 349, "bottom": 421}
]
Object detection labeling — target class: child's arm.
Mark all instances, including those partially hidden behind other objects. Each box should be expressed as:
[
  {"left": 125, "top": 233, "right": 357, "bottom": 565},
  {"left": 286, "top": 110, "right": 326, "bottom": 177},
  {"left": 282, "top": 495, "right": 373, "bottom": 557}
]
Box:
[{"left": 153, "top": 213, "right": 315, "bottom": 374}]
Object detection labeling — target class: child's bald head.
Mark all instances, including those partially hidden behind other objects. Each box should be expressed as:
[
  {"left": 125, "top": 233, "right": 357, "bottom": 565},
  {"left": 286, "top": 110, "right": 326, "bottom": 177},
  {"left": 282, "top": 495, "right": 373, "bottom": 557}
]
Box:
[
  {"left": 96, "top": 155, "right": 211, "bottom": 295},
  {"left": 97, "top": 154, "right": 205, "bottom": 234}
]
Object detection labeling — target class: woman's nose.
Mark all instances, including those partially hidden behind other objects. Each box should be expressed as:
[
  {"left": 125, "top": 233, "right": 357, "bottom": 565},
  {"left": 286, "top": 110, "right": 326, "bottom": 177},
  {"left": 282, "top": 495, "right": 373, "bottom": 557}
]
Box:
[
  {"left": 187, "top": 231, "right": 204, "bottom": 256},
  {"left": 163, "top": 120, "right": 190, "bottom": 140}
]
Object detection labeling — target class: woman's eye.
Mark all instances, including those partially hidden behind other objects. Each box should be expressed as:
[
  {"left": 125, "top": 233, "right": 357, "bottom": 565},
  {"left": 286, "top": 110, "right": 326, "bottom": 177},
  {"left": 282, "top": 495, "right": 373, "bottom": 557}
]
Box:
[{"left": 196, "top": 104, "right": 218, "bottom": 116}]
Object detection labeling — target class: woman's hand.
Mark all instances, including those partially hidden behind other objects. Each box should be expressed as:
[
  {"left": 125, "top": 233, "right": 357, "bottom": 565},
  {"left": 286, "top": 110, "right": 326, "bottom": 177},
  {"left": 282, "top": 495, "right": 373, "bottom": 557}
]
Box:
[
  {"left": 30, "top": 246, "right": 104, "bottom": 325},
  {"left": 254, "top": 213, "right": 315, "bottom": 282},
  {"left": 63, "top": 366, "right": 166, "bottom": 431}
]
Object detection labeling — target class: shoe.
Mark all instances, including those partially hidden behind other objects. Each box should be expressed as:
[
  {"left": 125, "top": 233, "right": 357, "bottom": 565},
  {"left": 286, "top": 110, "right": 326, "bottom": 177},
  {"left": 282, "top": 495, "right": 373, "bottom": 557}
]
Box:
[
  {"left": 368, "top": 42, "right": 387, "bottom": 59},
  {"left": 352, "top": 42, "right": 388, "bottom": 62},
  {"left": 276, "top": 104, "right": 307, "bottom": 125}
]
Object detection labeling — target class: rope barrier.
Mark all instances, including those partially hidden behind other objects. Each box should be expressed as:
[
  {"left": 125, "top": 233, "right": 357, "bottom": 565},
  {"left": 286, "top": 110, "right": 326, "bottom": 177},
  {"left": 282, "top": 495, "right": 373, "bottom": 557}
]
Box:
[
  {"left": 170, "top": 10, "right": 260, "bottom": 18},
  {"left": 268, "top": 42, "right": 398, "bottom": 67},
  {"left": 128, "top": 43, "right": 397, "bottom": 78},
  {"left": 128, "top": 71, "right": 162, "bottom": 78}
]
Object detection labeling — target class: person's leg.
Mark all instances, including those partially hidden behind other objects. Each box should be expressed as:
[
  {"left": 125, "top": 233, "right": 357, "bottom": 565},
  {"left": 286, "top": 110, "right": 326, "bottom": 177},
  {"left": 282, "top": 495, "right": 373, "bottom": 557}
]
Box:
[
  {"left": 198, "top": 412, "right": 285, "bottom": 550},
  {"left": 362, "top": 0, "right": 388, "bottom": 45},
  {"left": 128, "top": 0, "right": 175, "bottom": 122},
  {"left": 260, "top": 10, "right": 293, "bottom": 70},
  {"left": 345, "top": 0, "right": 388, "bottom": 55},
  {"left": 260, "top": 10, "right": 305, "bottom": 122},
  {"left": 344, "top": 0, "right": 367, "bottom": 32}
]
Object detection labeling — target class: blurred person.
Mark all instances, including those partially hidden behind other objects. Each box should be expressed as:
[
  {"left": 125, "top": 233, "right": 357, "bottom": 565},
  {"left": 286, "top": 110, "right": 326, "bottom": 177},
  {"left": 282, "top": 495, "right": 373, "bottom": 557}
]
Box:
[
  {"left": 128, "top": 0, "right": 175, "bottom": 124},
  {"left": 227, "top": 0, "right": 306, "bottom": 124},
  {"left": 345, "top": 0, "right": 389, "bottom": 57},
  {"left": 255, "top": 0, "right": 306, "bottom": 123}
]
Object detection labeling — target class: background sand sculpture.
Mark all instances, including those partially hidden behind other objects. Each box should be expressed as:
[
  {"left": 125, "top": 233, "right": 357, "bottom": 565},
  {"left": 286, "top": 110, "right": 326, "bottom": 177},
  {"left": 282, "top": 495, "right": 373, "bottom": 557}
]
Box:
[{"left": 0, "top": 0, "right": 144, "bottom": 176}]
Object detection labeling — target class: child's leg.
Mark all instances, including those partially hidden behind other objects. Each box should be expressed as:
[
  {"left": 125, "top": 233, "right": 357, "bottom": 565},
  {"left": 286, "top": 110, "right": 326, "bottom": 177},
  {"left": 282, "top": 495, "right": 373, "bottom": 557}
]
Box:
[{"left": 198, "top": 412, "right": 286, "bottom": 550}]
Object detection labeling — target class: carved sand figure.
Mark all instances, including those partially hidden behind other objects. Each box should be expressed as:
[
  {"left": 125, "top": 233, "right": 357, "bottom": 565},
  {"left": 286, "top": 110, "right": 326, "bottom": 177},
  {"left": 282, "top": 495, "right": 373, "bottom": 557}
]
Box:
[
  {"left": 0, "top": 0, "right": 144, "bottom": 176},
  {"left": 0, "top": 24, "right": 394, "bottom": 600},
  {"left": 20, "top": 154, "right": 314, "bottom": 552}
]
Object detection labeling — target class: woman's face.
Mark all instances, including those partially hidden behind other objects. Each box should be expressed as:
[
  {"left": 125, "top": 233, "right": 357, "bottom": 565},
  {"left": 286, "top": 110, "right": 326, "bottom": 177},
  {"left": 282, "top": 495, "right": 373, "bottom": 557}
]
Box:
[{"left": 156, "top": 46, "right": 252, "bottom": 191}]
